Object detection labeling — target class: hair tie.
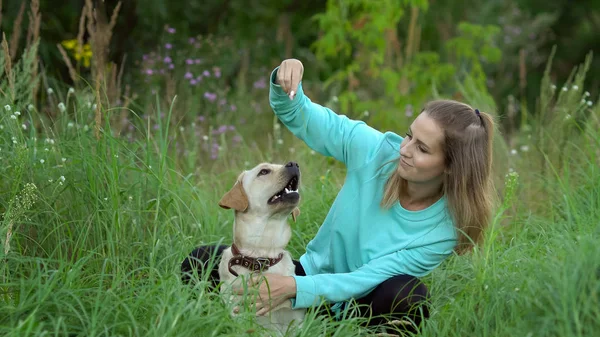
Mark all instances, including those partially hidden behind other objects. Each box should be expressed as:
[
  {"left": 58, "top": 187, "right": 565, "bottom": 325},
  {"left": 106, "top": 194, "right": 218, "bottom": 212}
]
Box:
[{"left": 474, "top": 108, "right": 484, "bottom": 127}]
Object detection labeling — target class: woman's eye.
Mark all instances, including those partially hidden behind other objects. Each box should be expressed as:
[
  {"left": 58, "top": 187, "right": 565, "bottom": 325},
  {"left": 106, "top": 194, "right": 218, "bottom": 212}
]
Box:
[
  {"left": 258, "top": 169, "right": 271, "bottom": 176},
  {"left": 405, "top": 133, "right": 412, "bottom": 139}
]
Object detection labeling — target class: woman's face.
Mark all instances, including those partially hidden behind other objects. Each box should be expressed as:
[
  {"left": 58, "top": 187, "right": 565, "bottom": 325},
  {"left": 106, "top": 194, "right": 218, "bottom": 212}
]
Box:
[{"left": 398, "top": 112, "right": 446, "bottom": 184}]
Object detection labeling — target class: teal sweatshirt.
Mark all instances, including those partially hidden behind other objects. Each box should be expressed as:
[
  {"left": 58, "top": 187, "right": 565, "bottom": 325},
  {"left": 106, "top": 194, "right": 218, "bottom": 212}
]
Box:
[{"left": 268, "top": 67, "right": 458, "bottom": 311}]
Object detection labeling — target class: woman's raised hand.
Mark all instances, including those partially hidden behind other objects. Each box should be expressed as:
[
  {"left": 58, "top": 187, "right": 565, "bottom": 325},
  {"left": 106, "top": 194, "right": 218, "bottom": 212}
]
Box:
[{"left": 276, "top": 58, "right": 304, "bottom": 100}]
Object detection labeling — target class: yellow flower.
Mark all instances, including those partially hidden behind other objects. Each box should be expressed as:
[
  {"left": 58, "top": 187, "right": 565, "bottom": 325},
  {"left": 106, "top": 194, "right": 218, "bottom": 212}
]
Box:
[
  {"left": 61, "top": 39, "right": 77, "bottom": 50},
  {"left": 74, "top": 44, "right": 93, "bottom": 68},
  {"left": 60, "top": 39, "right": 93, "bottom": 68}
]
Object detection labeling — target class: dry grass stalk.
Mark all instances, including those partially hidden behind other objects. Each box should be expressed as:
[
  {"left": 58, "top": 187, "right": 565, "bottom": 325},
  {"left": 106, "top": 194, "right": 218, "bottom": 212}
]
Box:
[
  {"left": 84, "top": 0, "right": 98, "bottom": 80},
  {"left": 2, "top": 32, "right": 14, "bottom": 101},
  {"left": 116, "top": 54, "right": 126, "bottom": 101},
  {"left": 414, "top": 23, "right": 421, "bottom": 57},
  {"left": 405, "top": 6, "right": 420, "bottom": 62},
  {"left": 4, "top": 221, "right": 13, "bottom": 256},
  {"left": 105, "top": 2, "right": 123, "bottom": 105},
  {"left": 77, "top": 4, "right": 87, "bottom": 66},
  {"left": 384, "top": 28, "right": 402, "bottom": 69},
  {"left": 9, "top": 1, "right": 26, "bottom": 62},
  {"left": 83, "top": 0, "right": 123, "bottom": 138},
  {"left": 519, "top": 48, "right": 527, "bottom": 99},
  {"left": 26, "top": 0, "right": 41, "bottom": 49},
  {"left": 57, "top": 44, "right": 79, "bottom": 83},
  {"left": 85, "top": 0, "right": 122, "bottom": 83},
  {"left": 27, "top": 0, "right": 41, "bottom": 102},
  {"left": 94, "top": 75, "right": 102, "bottom": 140}
]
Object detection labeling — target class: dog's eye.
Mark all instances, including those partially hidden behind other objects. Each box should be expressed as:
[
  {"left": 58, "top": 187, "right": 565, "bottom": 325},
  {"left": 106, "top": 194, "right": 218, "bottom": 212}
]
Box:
[{"left": 258, "top": 169, "right": 271, "bottom": 176}]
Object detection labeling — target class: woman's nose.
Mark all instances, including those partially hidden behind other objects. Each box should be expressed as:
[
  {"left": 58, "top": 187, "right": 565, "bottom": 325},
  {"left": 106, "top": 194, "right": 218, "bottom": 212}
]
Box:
[{"left": 400, "top": 143, "right": 412, "bottom": 157}]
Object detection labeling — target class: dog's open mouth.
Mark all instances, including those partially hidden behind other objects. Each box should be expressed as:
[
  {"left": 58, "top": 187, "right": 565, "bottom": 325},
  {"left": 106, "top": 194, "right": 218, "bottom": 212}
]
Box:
[{"left": 268, "top": 175, "right": 299, "bottom": 204}]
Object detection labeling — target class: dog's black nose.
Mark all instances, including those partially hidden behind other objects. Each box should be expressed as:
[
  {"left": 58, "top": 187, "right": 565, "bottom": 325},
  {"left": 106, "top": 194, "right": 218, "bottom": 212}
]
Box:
[{"left": 285, "top": 161, "right": 299, "bottom": 168}]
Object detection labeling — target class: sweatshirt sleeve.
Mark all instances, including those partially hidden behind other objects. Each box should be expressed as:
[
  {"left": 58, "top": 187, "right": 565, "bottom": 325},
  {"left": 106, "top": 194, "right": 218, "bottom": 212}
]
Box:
[
  {"left": 290, "top": 240, "right": 455, "bottom": 309},
  {"left": 269, "top": 67, "right": 384, "bottom": 171}
]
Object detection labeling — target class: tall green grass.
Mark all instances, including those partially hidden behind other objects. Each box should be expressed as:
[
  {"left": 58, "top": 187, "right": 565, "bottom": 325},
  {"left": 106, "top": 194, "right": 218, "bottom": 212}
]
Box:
[{"left": 1, "top": 42, "right": 599, "bottom": 336}]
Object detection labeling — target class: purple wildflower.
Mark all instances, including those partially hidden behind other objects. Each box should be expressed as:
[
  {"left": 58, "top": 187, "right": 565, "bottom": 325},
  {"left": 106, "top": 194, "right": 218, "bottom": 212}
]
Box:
[
  {"left": 218, "top": 125, "right": 228, "bottom": 133},
  {"left": 228, "top": 125, "right": 235, "bottom": 131},
  {"left": 188, "top": 37, "right": 196, "bottom": 44},
  {"left": 190, "top": 79, "right": 198, "bottom": 85},
  {"left": 163, "top": 56, "right": 172, "bottom": 63},
  {"left": 405, "top": 104, "right": 413, "bottom": 117},
  {"left": 219, "top": 99, "right": 227, "bottom": 106},
  {"left": 213, "top": 67, "right": 221, "bottom": 78},
  {"left": 233, "top": 135, "right": 242, "bottom": 143},
  {"left": 165, "top": 43, "right": 173, "bottom": 49},
  {"left": 194, "top": 58, "right": 202, "bottom": 64},
  {"left": 197, "top": 115, "right": 205, "bottom": 122},
  {"left": 167, "top": 27, "right": 176, "bottom": 34},
  {"left": 184, "top": 72, "right": 193, "bottom": 79},
  {"left": 186, "top": 59, "right": 194, "bottom": 65},
  {"left": 253, "top": 77, "right": 266, "bottom": 89},
  {"left": 203, "top": 70, "right": 210, "bottom": 77},
  {"left": 145, "top": 69, "right": 154, "bottom": 75},
  {"left": 168, "top": 64, "right": 174, "bottom": 69},
  {"left": 230, "top": 104, "right": 237, "bottom": 111},
  {"left": 204, "top": 92, "right": 217, "bottom": 102}
]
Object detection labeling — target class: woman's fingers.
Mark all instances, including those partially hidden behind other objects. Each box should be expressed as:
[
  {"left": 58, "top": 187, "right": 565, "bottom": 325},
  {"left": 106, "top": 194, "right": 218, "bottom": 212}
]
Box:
[
  {"left": 290, "top": 65, "right": 303, "bottom": 100},
  {"left": 277, "top": 59, "right": 304, "bottom": 98},
  {"left": 277, "top": 62, "right": 287, "bottom": 92},
  {"left": 256, "top": 306, "right": 269, "bottom": 316},
  {"left": 284, "top": 65, "right": 292, "bottom": 94}
]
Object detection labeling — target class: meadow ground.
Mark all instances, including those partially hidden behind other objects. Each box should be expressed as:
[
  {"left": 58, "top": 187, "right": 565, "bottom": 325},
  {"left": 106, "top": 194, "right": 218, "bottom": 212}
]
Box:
[{"left": 1, "top": 14, "right": 599, "bottom": 337}]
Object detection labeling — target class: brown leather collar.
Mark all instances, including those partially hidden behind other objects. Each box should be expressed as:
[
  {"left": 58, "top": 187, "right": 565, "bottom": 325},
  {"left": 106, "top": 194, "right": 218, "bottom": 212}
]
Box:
[{"left": 227, "top": 243, "right": 284, "bottom": 277}]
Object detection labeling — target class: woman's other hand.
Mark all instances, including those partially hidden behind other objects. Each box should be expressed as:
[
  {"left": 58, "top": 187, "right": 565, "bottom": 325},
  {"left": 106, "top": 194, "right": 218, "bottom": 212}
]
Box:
[{"left": 233, "top": 273, "right": 297, "bottom": 316}]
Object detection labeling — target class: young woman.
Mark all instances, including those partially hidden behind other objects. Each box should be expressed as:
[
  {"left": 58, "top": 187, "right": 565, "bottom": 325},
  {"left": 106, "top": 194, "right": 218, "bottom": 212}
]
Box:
[{"left": 182, "top": 58, "right": 496, "bottom": 333}]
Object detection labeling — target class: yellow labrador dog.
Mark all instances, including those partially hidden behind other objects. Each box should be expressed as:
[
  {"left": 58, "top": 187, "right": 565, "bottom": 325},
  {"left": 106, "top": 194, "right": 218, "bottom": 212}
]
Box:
[{"left": 217, "top": 161, "right": 305, "bottom": 335}]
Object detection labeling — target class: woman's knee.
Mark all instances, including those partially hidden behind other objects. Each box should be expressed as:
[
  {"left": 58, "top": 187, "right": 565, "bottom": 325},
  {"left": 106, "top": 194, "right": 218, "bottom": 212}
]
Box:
[
  {"left": 360, "top": 274, "right": 430, "bottom": 322},
  {"left": 386, "top": 275, "right": 430, "bottom": 317}
]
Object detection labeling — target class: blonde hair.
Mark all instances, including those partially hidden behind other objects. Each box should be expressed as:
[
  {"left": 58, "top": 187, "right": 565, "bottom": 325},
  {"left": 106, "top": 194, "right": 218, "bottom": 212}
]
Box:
[{"left": 381, "top": 99, "right": 496, "bottom": 255}]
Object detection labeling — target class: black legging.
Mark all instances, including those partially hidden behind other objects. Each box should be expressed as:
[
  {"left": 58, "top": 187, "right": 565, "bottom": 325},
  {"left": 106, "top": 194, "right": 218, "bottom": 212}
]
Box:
[{"left": 181, "top": 245, "right": 430, "bottom": 333}]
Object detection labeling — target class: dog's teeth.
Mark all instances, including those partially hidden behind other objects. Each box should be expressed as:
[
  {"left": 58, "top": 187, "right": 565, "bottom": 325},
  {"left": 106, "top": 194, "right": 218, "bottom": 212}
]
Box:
[{"left": 284, "top": 188, "right": 290, "bottom": 194}]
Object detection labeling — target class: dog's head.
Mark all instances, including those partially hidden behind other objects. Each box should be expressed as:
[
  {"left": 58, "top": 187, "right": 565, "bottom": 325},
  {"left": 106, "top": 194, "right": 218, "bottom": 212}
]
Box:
[{"left": 218, "top": 161, "right": 301, "bottom": 222}]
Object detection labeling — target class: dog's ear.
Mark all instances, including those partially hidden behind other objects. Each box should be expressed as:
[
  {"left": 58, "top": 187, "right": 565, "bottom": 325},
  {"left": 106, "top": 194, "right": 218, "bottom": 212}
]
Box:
[
  {"left": 219, "top": 179, "right": 249, "bottom": 212},
  {"left": 291, "top": 207, "right": 300, "bottom": 222}
]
